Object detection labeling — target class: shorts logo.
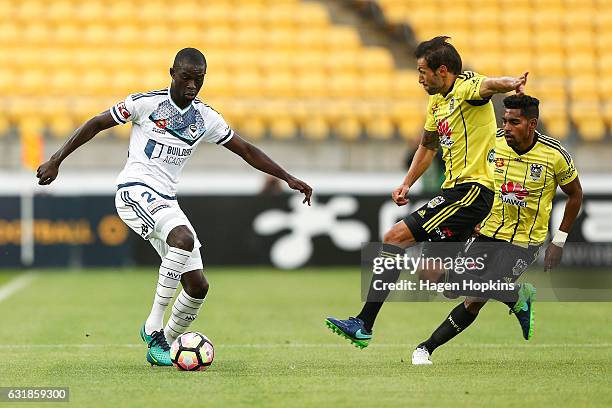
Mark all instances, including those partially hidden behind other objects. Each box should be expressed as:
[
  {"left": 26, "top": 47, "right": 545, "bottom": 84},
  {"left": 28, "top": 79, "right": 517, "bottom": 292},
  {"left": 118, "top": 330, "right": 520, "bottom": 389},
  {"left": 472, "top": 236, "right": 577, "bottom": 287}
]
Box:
[
  {"left": 441, "top": 227, "right": 454, "bottom": 237},
  {"left": 418, "top": 209, "right": 426, "bottom": 218},
  {"left": 530, "top": 163, "right": 543, "bottom": 181},
  {"left": 141, "top": 224, "right": 149, "bottom": 237},
  {"left": 500, "top": 181, "right": 529, "bottom": 207},
  {"left": 487, "top": 148, "right": 495, "bottom": 163},
  {"left": 512, "top": 258, "right": 529, "bottom": 276},
  {"left": 117, "top": 102, "right": 130, "bottom": 120},
  {"left": 495, "top": 158, "right": 505, "bottom": 168},
  {"left": 427, "top": 196, "right": 445, "bottom": 208}
]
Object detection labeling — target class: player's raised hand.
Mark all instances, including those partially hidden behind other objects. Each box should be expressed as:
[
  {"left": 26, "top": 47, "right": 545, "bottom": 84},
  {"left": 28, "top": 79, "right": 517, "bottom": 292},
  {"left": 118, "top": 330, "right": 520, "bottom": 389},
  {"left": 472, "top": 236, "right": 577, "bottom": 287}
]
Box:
[
  {"left": 36, "top": 158, "right": 60, "bottom": 185},
  {"left": 514, "top": 72, "right": 528, "bottom": 95},
  {"left": 392, "top": 184, "right": 410, "bottom": 206},
  {"left": 286, "top": 176, "right": 312, "bottom": 206},
  {"left": 544, "top": 242, "right": 563, "bottom": 272}
]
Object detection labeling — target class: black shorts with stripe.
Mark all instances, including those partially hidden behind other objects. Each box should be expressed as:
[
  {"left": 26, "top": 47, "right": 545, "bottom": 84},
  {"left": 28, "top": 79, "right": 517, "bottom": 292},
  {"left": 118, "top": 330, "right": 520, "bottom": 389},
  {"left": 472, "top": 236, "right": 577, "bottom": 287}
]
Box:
[
  {"left": 462, "top": 235, "right": 541, "bottom": 283},
  {"left": 403, "top": 182, "right": 494, "bottom": 243}
]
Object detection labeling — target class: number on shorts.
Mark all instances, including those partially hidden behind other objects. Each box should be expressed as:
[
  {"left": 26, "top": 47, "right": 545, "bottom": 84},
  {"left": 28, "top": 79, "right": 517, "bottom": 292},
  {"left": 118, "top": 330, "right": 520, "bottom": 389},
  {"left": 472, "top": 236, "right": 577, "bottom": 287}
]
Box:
[{"left": 141, "top": 191, "right": 155, "bottom": 203}]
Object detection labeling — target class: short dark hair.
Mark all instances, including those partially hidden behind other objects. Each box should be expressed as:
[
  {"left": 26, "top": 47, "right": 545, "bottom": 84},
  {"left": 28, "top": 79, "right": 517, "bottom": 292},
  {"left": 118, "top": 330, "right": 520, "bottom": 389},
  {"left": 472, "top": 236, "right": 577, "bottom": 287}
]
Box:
[
  {"left": 503, "top": 94, "right": 540, "bottom": 119},
  {"left": 414, "top": 36, "right": 462, "bottom": 75},
  {"left": 173, "top": 48, "right": 207, "bottom": 69}
]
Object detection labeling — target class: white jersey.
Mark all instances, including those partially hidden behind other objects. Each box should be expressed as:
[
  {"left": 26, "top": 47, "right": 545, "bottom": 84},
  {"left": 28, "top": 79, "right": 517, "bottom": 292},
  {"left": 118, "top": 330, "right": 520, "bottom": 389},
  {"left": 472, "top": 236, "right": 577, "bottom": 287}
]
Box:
[{"left": 110, "top": 87, "right": 234, "bottom": 197}]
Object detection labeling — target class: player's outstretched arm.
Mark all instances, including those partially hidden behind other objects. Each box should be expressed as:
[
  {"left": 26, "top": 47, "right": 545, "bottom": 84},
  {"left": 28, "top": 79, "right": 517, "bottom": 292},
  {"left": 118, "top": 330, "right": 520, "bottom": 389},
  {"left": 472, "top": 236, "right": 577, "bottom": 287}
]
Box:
[
  {"left": 479, "top": 72, "right": 529, "bottom": 99},
  {"left": 392, "top": 130, "right": 438, "bottom": 206},
  {"left": 544, "top": 177, "right": 583, "bottom": 271},
  {"left": 223, "top": 133, "right": 313, "bottom": 205},
  {"left": 36, "top": 111, "right": 118, "bottom": 185}
]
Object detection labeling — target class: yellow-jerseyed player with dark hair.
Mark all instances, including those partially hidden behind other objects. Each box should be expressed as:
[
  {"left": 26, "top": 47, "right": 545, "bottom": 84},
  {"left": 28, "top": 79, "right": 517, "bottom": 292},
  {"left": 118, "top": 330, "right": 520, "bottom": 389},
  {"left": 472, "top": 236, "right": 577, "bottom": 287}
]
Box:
[{"left": 412, "top": 94, "right": 583, "bottom": 365}]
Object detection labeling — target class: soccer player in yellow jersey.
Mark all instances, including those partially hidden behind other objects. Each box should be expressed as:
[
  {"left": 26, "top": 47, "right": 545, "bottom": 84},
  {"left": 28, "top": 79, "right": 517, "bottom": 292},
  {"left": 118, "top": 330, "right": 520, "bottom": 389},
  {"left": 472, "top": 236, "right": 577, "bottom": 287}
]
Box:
[
  {"left": 326, "top": 36, "right": 529, "bottom": 348},
  {"left": 411, "top": 95, "right": 583, "bottom": 365}
]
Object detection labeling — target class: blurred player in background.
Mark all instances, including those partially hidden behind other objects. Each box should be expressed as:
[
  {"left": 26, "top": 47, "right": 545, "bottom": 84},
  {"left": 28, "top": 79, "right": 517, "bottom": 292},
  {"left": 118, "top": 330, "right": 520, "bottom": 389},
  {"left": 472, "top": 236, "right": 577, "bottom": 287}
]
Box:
[
  {"left": 412, "top": 94, "right": 583, "bottom": 365},
  {"left": 36, "top": 48, "right": 312, "bottom": 366},
  {"left": 326, "top": 36, "right": 529, "bottom": 349}
]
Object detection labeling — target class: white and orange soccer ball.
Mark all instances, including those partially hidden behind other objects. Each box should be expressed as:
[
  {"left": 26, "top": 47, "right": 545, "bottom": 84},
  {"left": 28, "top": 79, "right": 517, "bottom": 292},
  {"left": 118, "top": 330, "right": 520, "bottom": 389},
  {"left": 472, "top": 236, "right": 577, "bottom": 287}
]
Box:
[{"left": 170, "top": 332, "right": 214, "bottom": 371}]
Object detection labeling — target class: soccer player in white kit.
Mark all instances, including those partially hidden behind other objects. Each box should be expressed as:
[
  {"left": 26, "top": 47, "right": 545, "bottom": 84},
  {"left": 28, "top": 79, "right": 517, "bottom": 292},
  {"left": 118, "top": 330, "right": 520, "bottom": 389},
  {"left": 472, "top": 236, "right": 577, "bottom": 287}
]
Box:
[{"left": 36, "top": 48, "right": 312, "bottom": 366}]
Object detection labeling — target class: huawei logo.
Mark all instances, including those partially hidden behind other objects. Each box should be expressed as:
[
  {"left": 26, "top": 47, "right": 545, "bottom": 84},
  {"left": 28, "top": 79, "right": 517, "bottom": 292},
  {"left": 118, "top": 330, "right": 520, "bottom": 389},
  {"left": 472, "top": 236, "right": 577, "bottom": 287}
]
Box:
[
  {"left": 437, "top": 119, "right": 453, "bottom": 147},
  {"left": 500, "top": 181, "right": 529, "bottom": 207}
]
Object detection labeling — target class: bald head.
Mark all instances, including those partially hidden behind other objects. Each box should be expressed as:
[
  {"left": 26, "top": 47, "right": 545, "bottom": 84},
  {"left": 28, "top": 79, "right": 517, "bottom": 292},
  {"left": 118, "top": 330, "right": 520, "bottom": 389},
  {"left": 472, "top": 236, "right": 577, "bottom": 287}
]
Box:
[{"left": 173, "top": 48, "right": 206, "bottom": 70}]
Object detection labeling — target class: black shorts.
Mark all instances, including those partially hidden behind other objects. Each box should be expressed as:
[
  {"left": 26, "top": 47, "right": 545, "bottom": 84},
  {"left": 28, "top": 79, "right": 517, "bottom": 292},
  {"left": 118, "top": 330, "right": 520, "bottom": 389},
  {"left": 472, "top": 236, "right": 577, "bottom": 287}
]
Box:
[
  {"left": 463, "top": 235, "right": 541, "bottom": 283},
  {"left": 404, "top": 182, "right": 494, "bottom": 244}
]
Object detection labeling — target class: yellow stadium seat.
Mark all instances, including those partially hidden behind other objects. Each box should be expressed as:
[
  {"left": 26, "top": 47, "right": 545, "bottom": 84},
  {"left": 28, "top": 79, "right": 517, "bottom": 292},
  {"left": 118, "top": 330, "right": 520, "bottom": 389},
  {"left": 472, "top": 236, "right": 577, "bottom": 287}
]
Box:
[
  {"left": 230, "top": 72, "right": 263, "bottom": 98},
  {"left": 328, "top": 74, "right": 359, "bottom": 99},
  {"left": 362, "top": 74, "right": 393, "bottom": 99},
  {"left": 302, "top": 116, "right": 330, "bottom": 141},
  {"left": 231, "top": 5, "right": 265, "bottom": 26},
  {"left": 327, "top": 27, "right": 361, "bottom": 50},
  {"left": 468, "top": 53, "right": 504, "bottom": 77},
  {"left": 239, "top": 117, "right": 266, "bottom": 141},
  {"left": 14, "top": 0, "right": 46, "bottom": 22},
  {"left": 359, "top": 48, "right": 395, "bottom": 73},
  {"left": 295, "top": 3, "right": 331, "bottom": 28},
  {"left": 263, "top": 5, "right": 297, "bottom": 28},
  {"left": 295, "top": 29, "right": 327, "bottom": 50},
  {"left": 76, "top": 2, "right": 107, "bottom": 23},
  {"left": 265, "top": 28, "right": 296, "bottom": 50},
  {"left": 530, "top": 52, "right": 565, "bottom": 79},
  {"left": 262, "top": 71, "right": 295, "bottom": 98},
  {"left": 335, "top": 118, "right": 361, "bottom": 141},
  {"left": 324, "top": 52, "right": 359, "bottom": 74},
  {"left": 365, "top": 116, "right": 395, "bottom": 140},
  {"left": 601, "top": 102, "right": 612, "bottom": 129},
  {"left": 393, "top": 71, "right": 422, "bottom": 99},
  {"left": 234, "top": 27, "right": 265, "bottom": 50},
  {"left": 295, "top": 73, "right": 328, "bottom": 98},
  {"left": 576, "top": 120, "right": 605, "bottom": 141},
  {"left": 269, "top": 116, "right": 297, "bottom": 140},
  {"left": 568, "top": 77, "right": 599, "bottom": 102},
  {"left": 564, "top": 30, "right": 594, "bottom": 52},
  {"left": 49, "top": 115, "right": 75, "bottom": 139},
  {"left": 530, "top": 79, "right": 566, "bottom": 102}
]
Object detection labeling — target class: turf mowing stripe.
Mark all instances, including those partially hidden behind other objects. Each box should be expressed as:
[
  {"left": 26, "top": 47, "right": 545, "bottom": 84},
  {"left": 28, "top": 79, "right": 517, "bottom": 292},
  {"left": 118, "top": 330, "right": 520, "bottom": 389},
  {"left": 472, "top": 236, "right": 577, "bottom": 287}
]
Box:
[
  {"left": 0, "top": 272, "right": 37, "bottom": 303},
  {"left": 0, "top": 343, "right": 610, "bottom": 349}
]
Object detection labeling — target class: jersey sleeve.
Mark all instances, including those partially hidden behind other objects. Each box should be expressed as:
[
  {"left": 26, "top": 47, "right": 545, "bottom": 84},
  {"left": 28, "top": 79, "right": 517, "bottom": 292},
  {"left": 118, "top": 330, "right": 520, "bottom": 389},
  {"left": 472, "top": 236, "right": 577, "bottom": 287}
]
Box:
[
  {"left": 202, "top": 109, "right": 234, "bottom": 145},
  {"left": 424, "top": 96, "right": 438, "bottom": 132},
  {"left": 456, "top": 71, "right": 487, "bottom": 101},
  {"left": 109, "top": 94, "right": 140, "bottom": 125},
  {"left": 554, "top": 147, "right": 578, "bottom": 186}
]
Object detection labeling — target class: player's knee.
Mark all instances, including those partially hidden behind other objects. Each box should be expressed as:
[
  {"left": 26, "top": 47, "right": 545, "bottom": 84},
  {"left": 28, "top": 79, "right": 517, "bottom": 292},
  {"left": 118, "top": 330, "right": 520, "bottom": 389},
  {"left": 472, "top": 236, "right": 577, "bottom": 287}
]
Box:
[
  {"left": 464, "top": 298, "right": 486, "bottom": 314},
  {"left": 186, "top": 278, "right": 209, "bottom": 299},
  {"left": 167, "top": 226, "right": 195, "bottom": 251},
  {"left": 383, "top": 222, "right": 415, "bottom": 247},
  {"left": 383, "top": 227, "right": 404, "bottom": 245}
]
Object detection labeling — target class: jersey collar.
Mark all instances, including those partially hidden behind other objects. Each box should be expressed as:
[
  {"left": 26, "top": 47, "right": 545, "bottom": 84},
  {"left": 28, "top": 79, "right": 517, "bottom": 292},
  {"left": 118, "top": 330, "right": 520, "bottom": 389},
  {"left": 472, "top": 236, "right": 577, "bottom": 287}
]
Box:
[
  {"left": 167, "top": 87, "right": 193, "bottom": 114},
  {"left": 511, "top": 131, "right": 539, "bottom": 155}
]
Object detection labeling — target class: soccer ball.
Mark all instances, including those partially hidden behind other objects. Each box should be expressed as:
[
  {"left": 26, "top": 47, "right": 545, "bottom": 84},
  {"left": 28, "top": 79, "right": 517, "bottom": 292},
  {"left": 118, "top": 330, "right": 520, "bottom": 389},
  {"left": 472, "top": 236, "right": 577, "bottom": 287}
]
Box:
[{"left": 170, "top": 332, "right": 214, "bottom": 371}]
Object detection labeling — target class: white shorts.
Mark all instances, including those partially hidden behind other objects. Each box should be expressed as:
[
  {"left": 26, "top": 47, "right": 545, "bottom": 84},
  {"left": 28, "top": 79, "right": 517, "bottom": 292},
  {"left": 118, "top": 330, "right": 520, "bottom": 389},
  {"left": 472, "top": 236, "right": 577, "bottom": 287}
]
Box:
[{"left": 115, "top": 182, "right": 203, "bottom": 271}]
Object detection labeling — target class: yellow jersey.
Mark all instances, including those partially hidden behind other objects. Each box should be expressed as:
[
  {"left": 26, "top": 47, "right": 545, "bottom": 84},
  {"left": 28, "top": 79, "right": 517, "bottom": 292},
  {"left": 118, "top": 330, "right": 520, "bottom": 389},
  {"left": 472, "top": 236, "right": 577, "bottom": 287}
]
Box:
[
  {"left": 479, "top": 130, "right": 578, "bottom": 245},
  {"left": 424, "top": 71, "right": 496, "bottom": 191}
]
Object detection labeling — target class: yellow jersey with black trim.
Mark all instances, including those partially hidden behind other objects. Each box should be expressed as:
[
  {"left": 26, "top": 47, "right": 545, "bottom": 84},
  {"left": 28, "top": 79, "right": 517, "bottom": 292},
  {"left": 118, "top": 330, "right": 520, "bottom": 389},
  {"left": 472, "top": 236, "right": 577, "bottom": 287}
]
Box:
[
  {"left": 479, "top": 130, "right": 578, "bottom": 245},
  {"left": 424, "top": 71, "right": 496, "bottom": 191}
]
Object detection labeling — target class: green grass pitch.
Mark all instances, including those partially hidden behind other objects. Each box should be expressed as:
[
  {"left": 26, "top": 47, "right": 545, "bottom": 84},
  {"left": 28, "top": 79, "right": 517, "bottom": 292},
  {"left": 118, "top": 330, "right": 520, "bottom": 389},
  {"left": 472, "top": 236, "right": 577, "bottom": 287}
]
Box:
[{"left": 0, "top": 268, "right": 611, "bottom": 407}]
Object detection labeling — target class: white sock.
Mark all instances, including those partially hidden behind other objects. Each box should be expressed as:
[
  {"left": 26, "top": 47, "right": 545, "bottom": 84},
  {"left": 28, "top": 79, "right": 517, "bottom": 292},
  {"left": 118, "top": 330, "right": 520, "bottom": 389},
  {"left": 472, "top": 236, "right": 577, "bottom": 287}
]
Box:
[
  {"left": 144, "top": 247, "right": 192, "bottom": 334},
  {"left": 164, "top": 289, "right": 205, "bottom": 344}
]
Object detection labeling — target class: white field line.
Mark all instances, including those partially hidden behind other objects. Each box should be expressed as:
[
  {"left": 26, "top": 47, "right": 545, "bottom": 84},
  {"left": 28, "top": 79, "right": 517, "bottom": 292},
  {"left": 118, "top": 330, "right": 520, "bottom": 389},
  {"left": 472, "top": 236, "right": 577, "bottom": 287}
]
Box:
[
  {"left": 0, "top": 272, "right": 37, "bottom": 303},
  {"left": 0, "top": 343, "right": 610, "bottom": 349}
]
